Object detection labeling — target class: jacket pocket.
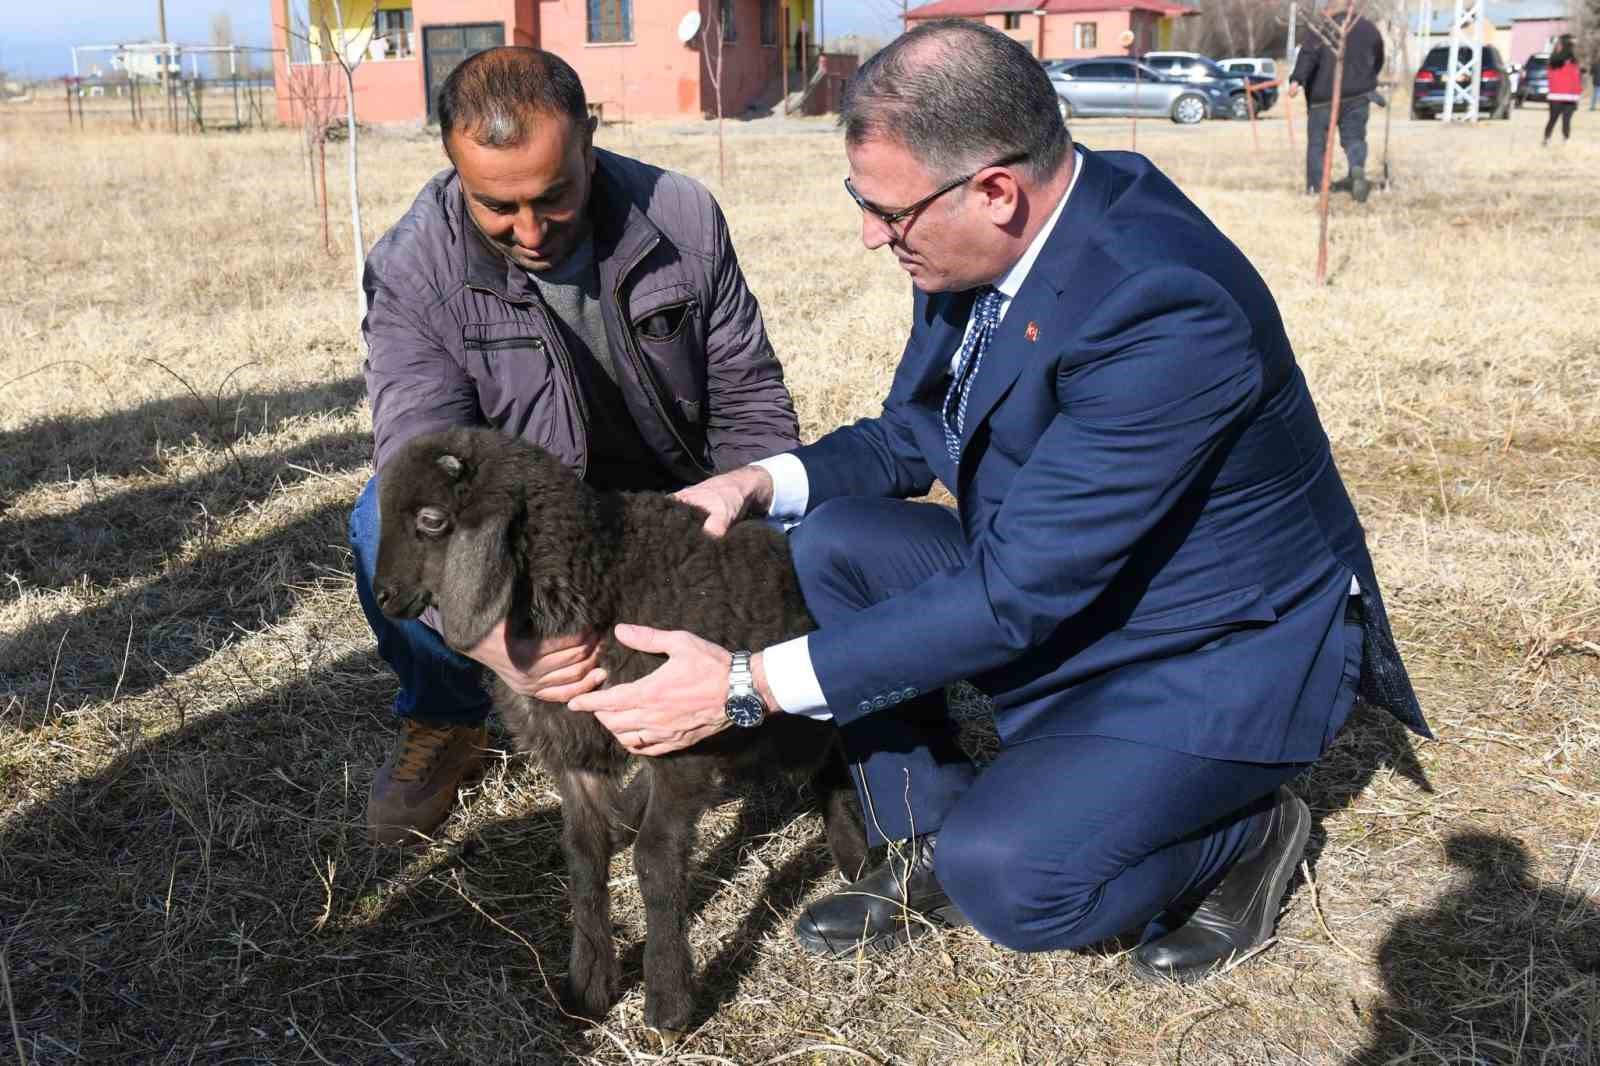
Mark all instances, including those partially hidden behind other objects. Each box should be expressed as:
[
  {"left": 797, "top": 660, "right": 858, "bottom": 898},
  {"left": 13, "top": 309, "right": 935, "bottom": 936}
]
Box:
[
  {"left": 461, "top": 322, "right": 556, "bottom": 424},
  {"left": 1122, "top": 584, "right": 1278, "bottom": 635},
  {"left": 628, "top": 289, "right": 706, "bottom": 429}
]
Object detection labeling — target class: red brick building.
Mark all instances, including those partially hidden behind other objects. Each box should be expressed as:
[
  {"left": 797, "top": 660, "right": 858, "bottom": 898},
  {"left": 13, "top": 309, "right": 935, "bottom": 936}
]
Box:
[
  {"left": 272, "top": 0, "right": 851, "bottom": 126},
  {"left": 905, "top": 0, "right": 1198, "bottom": 61}
]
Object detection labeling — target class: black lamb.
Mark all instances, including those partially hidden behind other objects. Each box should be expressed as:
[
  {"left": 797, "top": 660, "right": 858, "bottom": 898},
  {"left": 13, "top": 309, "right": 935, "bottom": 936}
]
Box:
[{"left": 372, "top": 427, "right": 868, "bottom": 1038}]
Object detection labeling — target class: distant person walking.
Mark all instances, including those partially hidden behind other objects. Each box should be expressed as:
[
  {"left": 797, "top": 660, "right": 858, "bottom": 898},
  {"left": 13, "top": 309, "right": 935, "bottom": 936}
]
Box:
[
  {"left": 1544, "top": 35, "right": 1580, "bottom": 145},
  {"left": 1589, "top": 55, "right": 1600, "bottom": 110},
  {"left": 1288, "top": 0, "right": 1385, "bottom": 202}
]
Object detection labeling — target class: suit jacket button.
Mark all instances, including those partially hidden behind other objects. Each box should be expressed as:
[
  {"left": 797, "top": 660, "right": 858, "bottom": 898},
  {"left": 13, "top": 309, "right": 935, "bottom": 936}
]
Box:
[
  {"left": 857, "top": 700, "right": 872, "bottom": 714},
  {"left": 871, "top": 695, "right": 889, "bottom": 710}
]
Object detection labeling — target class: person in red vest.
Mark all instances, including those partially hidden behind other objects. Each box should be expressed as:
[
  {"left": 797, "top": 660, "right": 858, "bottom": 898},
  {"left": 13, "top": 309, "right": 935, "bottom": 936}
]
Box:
[{"left": 1544, "top": 34, "right": 1581, "bottom": 145}]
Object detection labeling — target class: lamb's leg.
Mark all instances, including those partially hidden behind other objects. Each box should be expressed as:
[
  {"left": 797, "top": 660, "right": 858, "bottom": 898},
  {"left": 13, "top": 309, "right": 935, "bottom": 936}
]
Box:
[
  {"left": 555, "top": 767, "right": 622, "bottom": 1019},
  {"left": 816, "top": 745, "right": 870, "bottom": 881},
  {"left": 608, "top": 766, "right": 650, "bottom": 856},
  {"left": 632, "top": 764, "right": 717, "bottom": 1039}
]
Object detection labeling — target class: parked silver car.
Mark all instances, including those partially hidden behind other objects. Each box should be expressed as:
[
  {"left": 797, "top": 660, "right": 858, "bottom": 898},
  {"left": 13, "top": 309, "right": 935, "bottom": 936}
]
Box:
[{"left": 1048, "top": 58, "right": 1224, "bottom": 124}]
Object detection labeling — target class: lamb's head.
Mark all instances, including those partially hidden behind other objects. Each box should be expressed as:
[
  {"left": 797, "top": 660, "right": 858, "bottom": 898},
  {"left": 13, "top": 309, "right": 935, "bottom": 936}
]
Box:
[{"left": 374, "top": 428, "right": 530, "bottom": 653}]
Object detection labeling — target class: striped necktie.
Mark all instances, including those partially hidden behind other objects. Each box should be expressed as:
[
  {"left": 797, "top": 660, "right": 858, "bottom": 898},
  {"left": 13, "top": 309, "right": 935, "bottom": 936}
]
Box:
[{"left": 942, "top": 286, "right": 1003, "bottom": 461}]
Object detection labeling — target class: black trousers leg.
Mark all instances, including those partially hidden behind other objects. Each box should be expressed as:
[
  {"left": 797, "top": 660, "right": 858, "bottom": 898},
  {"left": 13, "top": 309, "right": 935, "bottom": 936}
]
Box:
[
  {"left": 1337, "top": 96, "right": 1371, "bottom": 171},
  {"left": 1306, "top": 104, "right": 1333, "bottom": 190}
]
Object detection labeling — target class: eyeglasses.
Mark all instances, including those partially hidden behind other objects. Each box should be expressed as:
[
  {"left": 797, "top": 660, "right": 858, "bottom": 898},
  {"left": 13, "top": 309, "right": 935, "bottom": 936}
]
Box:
[{"left": 844, "top": 151, "right": 1030, "bottom": 230}]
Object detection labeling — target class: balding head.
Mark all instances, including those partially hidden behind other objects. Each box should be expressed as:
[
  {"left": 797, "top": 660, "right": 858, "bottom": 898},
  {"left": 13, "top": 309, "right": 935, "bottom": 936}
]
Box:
[
  {"left": 840, "top": 19, "right": 1070, "bottom": 187},
  {"left": 438, "top": 47, "right": 589, "bottom": 156}
]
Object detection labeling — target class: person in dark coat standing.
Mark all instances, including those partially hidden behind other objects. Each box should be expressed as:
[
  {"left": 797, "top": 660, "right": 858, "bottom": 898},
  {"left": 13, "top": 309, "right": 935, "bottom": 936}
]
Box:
[{"left": 1289, "top": 0, "right": 1385, "bottom": 201}]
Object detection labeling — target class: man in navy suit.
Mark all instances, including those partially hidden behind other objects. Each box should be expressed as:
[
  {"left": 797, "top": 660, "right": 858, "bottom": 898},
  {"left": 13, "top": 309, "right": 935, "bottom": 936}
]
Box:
[{"left": 568, "top": 19, "right": 1429, "bottom": 982}]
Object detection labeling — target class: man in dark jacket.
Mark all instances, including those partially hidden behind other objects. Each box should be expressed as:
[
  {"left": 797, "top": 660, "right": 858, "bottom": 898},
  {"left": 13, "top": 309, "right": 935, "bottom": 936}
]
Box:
[
  {"left": 1289, "top": 0, "right": 1385, "bottom": 201},
  {"left": 351, "top": 47, "right": 800, "bottom": 845}
]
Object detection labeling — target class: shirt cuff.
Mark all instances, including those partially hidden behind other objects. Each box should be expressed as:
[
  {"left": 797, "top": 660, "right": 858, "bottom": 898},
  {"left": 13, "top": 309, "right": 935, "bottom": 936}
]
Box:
[
  {"left": 761, "top": 636, "right": 832, "bottom": 720},
  {"left": 751, "top": 453, "right": 810, "bottom": 521}
]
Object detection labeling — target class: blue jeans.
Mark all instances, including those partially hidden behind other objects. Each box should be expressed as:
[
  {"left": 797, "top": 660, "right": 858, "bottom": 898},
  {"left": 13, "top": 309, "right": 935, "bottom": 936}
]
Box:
[
  {"left": 350, "top": 476, "right": 493, "bottom": 725},
  {"left": 787, "top": 496, "right": 1321, "bottom": 952}
]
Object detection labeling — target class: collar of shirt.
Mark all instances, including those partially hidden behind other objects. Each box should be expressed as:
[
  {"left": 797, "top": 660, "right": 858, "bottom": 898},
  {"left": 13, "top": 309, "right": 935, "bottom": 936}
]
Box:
[
  {"left": 951, "top": 147, "right": 1083, "bottom": 368},
  {"left": 992, "top": 146, "right": 1083, "bottom": 310}
]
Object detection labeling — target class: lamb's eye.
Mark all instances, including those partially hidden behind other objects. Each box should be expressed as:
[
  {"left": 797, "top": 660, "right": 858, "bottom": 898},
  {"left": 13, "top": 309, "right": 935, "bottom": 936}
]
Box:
[{"left": 415, "top": 508, "right": 451, "bottom": 536}]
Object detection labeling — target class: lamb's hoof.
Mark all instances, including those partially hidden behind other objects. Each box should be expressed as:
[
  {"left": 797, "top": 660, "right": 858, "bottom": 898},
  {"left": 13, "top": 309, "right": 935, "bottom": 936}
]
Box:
[
  {"left": 650, "top": 1026, "right": 689, "bottom": 1049},
  {"left": 561, "top": 972, "right": 617, "bottom": 1022}
]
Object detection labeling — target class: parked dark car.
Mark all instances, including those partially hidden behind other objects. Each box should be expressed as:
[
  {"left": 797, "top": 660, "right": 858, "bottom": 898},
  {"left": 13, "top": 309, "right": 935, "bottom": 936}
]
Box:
[
  {"left": 1516, "top": 52, "right": 1550, "bottom": 106},
  {"left": 1412, "top": 44, "right": 1512, "bottom": 119},
  {"left": 1142, "top": 51, "right": 1277, "bottom": 116},
  {"left": 1048, "top": 58, "right": 1226, "bottom": 124}
]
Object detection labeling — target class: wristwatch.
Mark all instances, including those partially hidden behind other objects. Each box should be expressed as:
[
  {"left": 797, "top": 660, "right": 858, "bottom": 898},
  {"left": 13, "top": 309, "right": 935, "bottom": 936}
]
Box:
[{"left": 724, "top": 650, "right": 767, "bottom": 728}]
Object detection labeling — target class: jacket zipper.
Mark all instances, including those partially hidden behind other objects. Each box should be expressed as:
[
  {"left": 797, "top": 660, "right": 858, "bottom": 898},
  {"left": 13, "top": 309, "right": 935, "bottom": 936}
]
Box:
[
  {"left": 471, "top": 336, "right": 549, "bottom": 352},
  {"left": 462, "top": 290, "right": 592, "bottom": 480}
]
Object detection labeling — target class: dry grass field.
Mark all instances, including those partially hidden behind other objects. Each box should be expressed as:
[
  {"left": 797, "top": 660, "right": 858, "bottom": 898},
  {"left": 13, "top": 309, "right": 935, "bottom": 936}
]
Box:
[{"left": 2, "top": 100, "right": 1598, "bottom": 1065}]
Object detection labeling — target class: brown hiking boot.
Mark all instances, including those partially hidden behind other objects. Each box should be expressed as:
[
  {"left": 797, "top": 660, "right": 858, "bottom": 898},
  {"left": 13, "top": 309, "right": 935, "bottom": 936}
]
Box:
[{"left": 367, "top": 719, "right": 489, "bottom": 846}]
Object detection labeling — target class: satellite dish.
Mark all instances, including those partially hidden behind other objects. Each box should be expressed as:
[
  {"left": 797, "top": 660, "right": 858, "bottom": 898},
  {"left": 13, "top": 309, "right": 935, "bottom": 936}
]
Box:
[
  {"left": 1118, "top": 29, "right": 1136, "bottom": 48},
  {"left": 677, "top": 11, "right": 703, "bottom": 43}
]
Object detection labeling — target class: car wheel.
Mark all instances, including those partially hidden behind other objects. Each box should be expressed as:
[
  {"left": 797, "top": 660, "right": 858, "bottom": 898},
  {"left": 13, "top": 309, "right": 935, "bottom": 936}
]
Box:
[
  {"left": 1171, "top": 94, "right": 1206, "bottom": 125},
  {"left": 1411, "top": 107, "right": 1432, "bottom": 121},
  {"left": 1230, "top": 94, "right": 1250, "bottom": 120},
  {"left": 1057, "top": 97, "right": 1072, "bottom": 122}
]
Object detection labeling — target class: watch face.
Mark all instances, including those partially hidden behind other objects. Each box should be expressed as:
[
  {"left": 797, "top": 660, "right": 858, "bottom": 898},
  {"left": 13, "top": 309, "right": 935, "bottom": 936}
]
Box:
[{"left": 725, "top": 693, "right": 766, "bottom": 728}]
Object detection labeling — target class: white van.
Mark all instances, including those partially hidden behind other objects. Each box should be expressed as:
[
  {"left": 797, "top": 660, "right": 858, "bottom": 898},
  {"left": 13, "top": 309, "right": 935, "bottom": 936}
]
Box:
[{"left": 1220, "top": 57, "right": 1280, "bottom": 78}]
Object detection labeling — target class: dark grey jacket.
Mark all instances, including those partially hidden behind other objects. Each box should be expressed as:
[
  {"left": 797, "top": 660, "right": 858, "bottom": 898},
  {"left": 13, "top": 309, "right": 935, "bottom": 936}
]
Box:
[
  {"left": 1291, "top": 15, "right": 1385, "bottom": 104},
  {"left": 361, "top": 149, "right": 799, "bottom": 484}
]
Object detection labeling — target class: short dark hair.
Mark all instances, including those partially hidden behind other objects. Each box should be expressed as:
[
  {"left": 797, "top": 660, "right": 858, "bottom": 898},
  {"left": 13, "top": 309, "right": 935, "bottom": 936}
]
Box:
[
  {"left": 438, "top": 47, "right": 588, "bottom": 151},
  {"left": 839, "top": 19, "right": 1070, "bottom": 185}
]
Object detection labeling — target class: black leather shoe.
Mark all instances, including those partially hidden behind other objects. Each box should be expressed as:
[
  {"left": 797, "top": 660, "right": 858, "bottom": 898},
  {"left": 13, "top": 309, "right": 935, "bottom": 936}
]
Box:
[
  {"left": 794, "top": 833, "right": 968, "bottom": 958},
  {"left": 1131, "top": 786, "right": 1312, "bottom": 984}
]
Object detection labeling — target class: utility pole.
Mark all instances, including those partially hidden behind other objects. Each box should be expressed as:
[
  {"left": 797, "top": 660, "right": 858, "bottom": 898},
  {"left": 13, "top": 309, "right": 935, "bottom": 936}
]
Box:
[{"left": 157, "top": 0, "right": 168, "bottom": 44}]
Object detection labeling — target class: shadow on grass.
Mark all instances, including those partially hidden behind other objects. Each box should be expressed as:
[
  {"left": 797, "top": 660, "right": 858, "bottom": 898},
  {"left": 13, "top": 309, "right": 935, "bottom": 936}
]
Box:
[
  {"left": 0, "top": 375, "right": 365, "bottom": 502},
  {"left": 0, "top": 648, "right": 599, "bottom": 1063},
  {"left": 1296, "top": 699, "right": 1434, "bottom": 884},
  {"left": 365, "top": 767, "right": 844, "bottom": 1041},
  {"left": 0, "top": 430, "right": 369, "bottom": 603},
  {"left": 0, "top": 641, "right": 849, "bottom": 1063},
  {"left": 1346, "top": 832, "right": 1600, "bottom": 1064},
  {"left": 0, "top": 496, "right": 357, "bottom": 726}
]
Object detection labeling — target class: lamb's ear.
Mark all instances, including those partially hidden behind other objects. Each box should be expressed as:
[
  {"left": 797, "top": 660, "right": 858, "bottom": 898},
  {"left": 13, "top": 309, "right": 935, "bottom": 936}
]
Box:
[{"left": 437, "top": 508, "right": 515, "bottom": 652}]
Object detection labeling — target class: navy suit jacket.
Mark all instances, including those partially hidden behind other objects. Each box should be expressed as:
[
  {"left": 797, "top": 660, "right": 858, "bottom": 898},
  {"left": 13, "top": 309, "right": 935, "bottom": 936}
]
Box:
[{"left": 792, "top": 148, "right": 1428, "bottom": 764}]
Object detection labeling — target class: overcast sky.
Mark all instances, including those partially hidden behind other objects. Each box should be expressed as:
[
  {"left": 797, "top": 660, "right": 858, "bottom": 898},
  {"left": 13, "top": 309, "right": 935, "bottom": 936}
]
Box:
[{"left": 0, "top": 1, "right": 905, "bottom": 78}]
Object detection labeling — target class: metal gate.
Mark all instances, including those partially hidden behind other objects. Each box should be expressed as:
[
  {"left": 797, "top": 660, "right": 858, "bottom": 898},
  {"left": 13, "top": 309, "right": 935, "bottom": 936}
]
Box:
[{"left": 423, "top": 23, "right": 506, "bottom": 121}]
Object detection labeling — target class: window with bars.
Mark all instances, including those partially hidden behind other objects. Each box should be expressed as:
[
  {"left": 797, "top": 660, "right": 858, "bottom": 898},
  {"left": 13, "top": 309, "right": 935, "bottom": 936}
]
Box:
[
  {"left": 760, "top": 0, "right": 778, "bottom": 46},
  {"left": 1074, "top": 22, "right": 1097, "bottom": 49},
  {"left": 1003, "top": 14, "right": 1023, "bottom": 30},
  {"left": 721, "top": 0, "right": 738, "bottom": 41},
  {"left": 587, "top": 0, "right": 633, "bottom": 44}
]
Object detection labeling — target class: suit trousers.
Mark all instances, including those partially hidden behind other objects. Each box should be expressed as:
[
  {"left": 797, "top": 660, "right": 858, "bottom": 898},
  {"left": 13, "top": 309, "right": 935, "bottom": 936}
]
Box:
[
  {"left": 788, "top": 497, "right": 1315, "bottom": 951},
  {"left": 1305, "top": 95, "right": 1371, "bottom": 191}
]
